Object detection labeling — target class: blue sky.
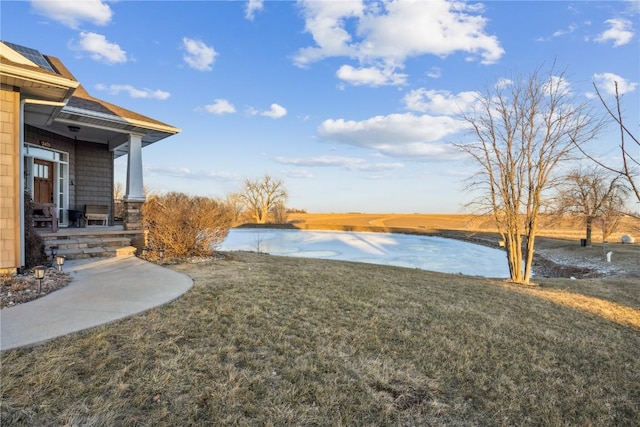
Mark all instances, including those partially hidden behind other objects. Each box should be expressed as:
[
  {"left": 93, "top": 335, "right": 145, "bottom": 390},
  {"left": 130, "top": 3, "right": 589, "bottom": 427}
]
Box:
[{"left": 2, "top": 0, "right": 638, "bottom": 213}]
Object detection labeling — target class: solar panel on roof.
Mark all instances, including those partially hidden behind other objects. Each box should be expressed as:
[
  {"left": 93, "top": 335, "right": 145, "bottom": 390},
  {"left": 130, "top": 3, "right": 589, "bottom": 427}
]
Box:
[{"left": 3, "top": 41, "right": 56, "bottom": 73}]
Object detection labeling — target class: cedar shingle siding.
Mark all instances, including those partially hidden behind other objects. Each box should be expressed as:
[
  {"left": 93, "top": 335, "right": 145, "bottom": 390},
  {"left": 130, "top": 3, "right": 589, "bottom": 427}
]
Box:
[
  {"left": 0, "top": 88, "right": 20, "bottom": 272},
  {"left": 75, "top": 142, "right": 113, "bottom": 221}
]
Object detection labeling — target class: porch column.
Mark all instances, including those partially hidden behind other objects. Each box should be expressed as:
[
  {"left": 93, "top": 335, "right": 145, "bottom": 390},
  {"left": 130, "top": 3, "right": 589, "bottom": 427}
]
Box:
[
  {"left": 123, "top": 133, "right": 145, "bottom": 231},
  {"left": 124, "top": 133, "right": 145, "bottom": 202}
]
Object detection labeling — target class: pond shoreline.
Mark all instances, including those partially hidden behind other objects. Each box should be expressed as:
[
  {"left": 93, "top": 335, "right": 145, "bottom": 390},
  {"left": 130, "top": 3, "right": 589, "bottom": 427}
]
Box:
[
  {"left": 226, "top": 226, "right": 512, "bottom": 278},
  {"left": 234, "top": 223, "right": 601, "bottom": 279}
]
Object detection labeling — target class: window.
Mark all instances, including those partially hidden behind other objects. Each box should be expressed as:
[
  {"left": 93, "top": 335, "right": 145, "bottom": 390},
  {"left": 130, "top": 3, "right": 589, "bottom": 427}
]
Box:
[{"left": 34, "top": 163, "right": 49, "bottom": 178}]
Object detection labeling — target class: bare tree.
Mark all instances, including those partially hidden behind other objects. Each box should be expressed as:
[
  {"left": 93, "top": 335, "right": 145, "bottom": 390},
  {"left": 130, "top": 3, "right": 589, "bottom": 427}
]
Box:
[
  {"left": 225, "top": 192, "right": 246, "bottom": 226},
  {"left": 113, "top": 182, "right": 125, "bottom": 221},
  {"left": 599, "top": 194, "right": 626, "bottom": 242},
  {"left": 115, "top": 182, "right": 154, "bottom": 199},
  {"left": 270, "top": 201, "right": 288, "bottom": 224},
  {"left": 555, "top": 167, "right": 630, "bottom": 245},
  {"left": 238, "top": 174, "right": 287, "bottom": 224},
  {"left": 457, "top": 66, "right": 601, "bottom": 284},
  {"left": 113, "top": 182, "right": 124, "bottom": 200},
  {"left": 574, "top": 82, "right": 639, "bottom": 203}
]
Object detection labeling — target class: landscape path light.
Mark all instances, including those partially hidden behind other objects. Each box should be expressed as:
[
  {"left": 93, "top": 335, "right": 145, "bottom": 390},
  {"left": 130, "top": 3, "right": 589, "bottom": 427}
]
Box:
[
  {"left": 56, "top": 255, "right": 65, "bottom": 272},
  {"left": 34, "top": 266, "right": 46, "bottom": 294}
]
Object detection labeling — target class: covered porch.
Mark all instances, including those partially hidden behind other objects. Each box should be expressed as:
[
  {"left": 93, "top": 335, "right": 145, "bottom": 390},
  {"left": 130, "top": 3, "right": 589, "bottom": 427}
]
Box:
[
  {"left": 15, "top": 44, "right": 178, "bottom": 258},
  {"left": 1, "top": 41, "right": 179, "bottom": 272},
  {"left": 22, "top": 84, "right": 173, "bottom": 233}
]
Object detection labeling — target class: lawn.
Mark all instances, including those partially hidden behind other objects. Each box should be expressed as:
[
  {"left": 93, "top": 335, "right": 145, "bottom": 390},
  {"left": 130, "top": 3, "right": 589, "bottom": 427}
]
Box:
[{"left": 1, "top": 252, "right": 639, "bottom": 426}]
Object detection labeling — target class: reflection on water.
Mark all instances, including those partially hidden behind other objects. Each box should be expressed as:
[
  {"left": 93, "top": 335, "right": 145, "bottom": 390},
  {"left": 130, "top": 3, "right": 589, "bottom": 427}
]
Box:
[{"left": 221, "top": 229, "right": 509, "bottom": 278}]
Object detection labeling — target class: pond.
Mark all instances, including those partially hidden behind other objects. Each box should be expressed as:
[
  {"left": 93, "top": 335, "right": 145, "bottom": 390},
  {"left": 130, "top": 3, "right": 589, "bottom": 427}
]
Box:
[{"left": 221, "top": 229, "right": 510, "bottom": 278}]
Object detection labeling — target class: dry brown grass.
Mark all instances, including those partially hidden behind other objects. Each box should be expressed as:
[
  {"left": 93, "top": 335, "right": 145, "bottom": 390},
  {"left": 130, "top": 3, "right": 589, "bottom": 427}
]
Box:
[
  {"left": 2, "top": 252, "right": 639, "bottom": 426},
  {"left": 502, "top": 282, "right": 640, "bottom": 330}
]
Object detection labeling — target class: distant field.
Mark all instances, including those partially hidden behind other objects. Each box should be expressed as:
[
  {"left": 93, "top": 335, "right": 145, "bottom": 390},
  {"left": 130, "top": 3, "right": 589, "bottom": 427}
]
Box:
[{"left": 286, "top": 213, "right": 639, "bottom": 242}]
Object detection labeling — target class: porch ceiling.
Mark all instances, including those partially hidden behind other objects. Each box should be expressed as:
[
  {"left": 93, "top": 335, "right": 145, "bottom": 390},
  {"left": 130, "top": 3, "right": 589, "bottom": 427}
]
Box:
[{"left": 24, "top": 104, "right": 174, "bottom": 158}]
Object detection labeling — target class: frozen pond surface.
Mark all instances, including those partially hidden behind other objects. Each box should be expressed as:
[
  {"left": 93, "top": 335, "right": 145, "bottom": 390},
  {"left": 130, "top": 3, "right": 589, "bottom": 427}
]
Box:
[{"left": 221, "top": 229, "right": 510, "bottom": 278}]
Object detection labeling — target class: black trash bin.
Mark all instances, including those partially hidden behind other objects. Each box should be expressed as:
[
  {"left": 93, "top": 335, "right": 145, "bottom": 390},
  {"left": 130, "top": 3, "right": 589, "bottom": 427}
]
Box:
[
  {"left": 68, "top": 209, "right": 84, "bottom": 227},
  {"left": 580, "top": 238, "right": 587, "bottom": 247}
]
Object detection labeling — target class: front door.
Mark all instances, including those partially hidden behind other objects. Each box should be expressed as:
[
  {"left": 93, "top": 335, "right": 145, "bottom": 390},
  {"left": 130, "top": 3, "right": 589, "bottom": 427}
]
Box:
[{"left": 33, "top": 159, "right": 54, "bottom": 204}]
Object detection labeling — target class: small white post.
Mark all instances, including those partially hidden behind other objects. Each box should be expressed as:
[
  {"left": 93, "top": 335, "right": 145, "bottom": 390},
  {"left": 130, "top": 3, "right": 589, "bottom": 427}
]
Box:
[{"left": 606, "top": 251, "right": 613, "bottom": 263}]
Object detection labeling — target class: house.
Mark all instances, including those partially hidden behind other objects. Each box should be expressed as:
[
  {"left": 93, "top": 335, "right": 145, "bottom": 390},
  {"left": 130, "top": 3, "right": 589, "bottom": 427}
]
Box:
[{"left": 0, "top": 41, "right": 180, "bottom": 274}]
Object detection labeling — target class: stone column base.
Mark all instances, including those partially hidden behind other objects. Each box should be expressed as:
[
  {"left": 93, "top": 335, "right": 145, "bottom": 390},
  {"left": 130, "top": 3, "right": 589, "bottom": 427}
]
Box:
[{"left": 123, "top": 200, "right": 144, "bottom": 231}]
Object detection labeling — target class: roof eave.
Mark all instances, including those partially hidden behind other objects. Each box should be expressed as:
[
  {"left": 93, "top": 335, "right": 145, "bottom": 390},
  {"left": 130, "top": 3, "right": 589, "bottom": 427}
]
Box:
[
  {"left": 59, "top": 105, "right": 180, "bottom": 135},
  {"left": 0, "top": 62, "right": 79, "bottom": 100}
]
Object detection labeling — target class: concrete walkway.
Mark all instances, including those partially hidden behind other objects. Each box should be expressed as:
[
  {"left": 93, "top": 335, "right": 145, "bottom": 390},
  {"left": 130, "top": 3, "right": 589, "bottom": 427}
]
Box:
[{"left": 0, "top": 256, "right": 193, "bottom": 351}]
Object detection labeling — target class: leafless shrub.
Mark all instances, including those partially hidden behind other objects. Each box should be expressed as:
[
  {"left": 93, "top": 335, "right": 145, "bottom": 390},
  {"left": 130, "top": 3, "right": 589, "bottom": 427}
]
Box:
[
  {"left": 23, "top": 192, "right": 47, "bottom": 268},
  {"left": 142, "top": 192, "right": 232, "bottom": 259}
]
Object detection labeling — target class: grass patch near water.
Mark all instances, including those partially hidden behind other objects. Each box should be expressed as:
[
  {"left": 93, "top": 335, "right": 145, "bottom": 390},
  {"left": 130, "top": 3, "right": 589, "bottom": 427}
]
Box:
[{"left": 2, "top": 252, "right": 639, "bottom": 425}]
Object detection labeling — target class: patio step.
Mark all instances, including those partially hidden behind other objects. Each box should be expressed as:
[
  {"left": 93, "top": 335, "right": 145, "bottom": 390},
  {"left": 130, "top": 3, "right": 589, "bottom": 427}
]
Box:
[
  {"left": 43, "top": 236, "right": 135, "bottom": 260},
  {"left": 116, "top": 246, "right": 137, "bottom": 257}
]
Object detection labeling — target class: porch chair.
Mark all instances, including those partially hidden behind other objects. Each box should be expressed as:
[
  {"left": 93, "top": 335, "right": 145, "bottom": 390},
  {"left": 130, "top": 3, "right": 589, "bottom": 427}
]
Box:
[{"left": 32, "top": 203, "right": 58, "bottom": 232}]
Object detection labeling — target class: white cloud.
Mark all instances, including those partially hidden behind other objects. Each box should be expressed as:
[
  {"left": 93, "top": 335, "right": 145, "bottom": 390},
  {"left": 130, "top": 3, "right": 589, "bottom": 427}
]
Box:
[
  {"left": 182, "top": 37, "right": 217, "bottom": 71},
  {"left": 256, "top": 103, "right": 287, "bottom": 119},
  {"left": 145, "top": 165, "right": 237, "bottom": 182},
  {"left": 245, "top": 0, "right": 264, "bottom": 21},
  {"left": 404, "top": 89, "right": 479, "bottom": 115},
  {"left": 537, "top": 23, "right": 579, "bottom": 42},
  {"left": 593, "top": 72, "right": 638, "bottom": 95},
  {"left": 356, "top": 0, "right": 504, "bottom": 64},
  {"left": 543, "top": 75, "right": 572, "bottom": 97},
  {"left": 275, "top": 155, "right": 404, "bottom": 171},
  {"left": 336, "top": 64, "right": 407, "bottom": 86},
  {"left": 95, "top": 84, "right": 170, "bottom": 100},
  {"left": 495, "top": 77, "right": 513, "bottom": 89},
  {"left": 552, "top": 24, "right": 578, "bottom": 38},
  {"left": 426, "top": 67, "right": 442, "bottom": 79},
  {"left": 293, "top": 0, "right": 363, "bottom": 67},
  {"left": 31, "top": 0, "right": 113, "bottom": 29},
  {"left": 203, "top": 99, "right": 236, "bottom": 114},
  {"left": 72, "top": 32, "right": 127, "bottom": 64},
  {"left": 595, "top": 18, "right": 634, "bottom": 47},
  {"left": 285, "top": 169, "right": 314, "bottom": 179},
  {"left": 294, "top": 0, "right": 504, "bottom": 87},
  {"left": 318, "top": 113, "right": 465, "bottom": 160}
]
